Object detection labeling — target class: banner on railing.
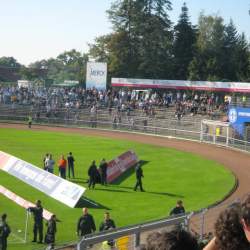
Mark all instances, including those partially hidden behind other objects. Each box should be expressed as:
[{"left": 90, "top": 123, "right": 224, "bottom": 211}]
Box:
[
  {"left": 0, "top": 151, "right": 85, "bottom": 208},
  {"left": 107, "top": 150, "right": 139, "bottom": 183},
  {"left": 112, "top": 78, "right": 250, "bottom": 93},
  {"left": 0, "top": 185, "right": 53, "bottom": 220}
]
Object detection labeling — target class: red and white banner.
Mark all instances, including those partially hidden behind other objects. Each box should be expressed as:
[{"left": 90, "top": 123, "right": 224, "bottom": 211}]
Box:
[
  {"left": 107, "top": 150, "right": 138, "bottom": 183},
  {"left": 0, "top": 185, "right": 53, "bottom": 220},
  {"left": 112, "top": 78, "right": 250, "bottom": 93},
  {"left": 0, "top": 151, "right": 85, "bottom": 208}
]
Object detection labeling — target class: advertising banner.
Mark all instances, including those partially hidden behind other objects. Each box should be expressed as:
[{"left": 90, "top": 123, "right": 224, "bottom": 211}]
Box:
[
  {"left": 86, "top": 62, "right": 107, "bottom": 90},
  {"left": 0, "top": 151, "right": 85, "bottom": 208},
  {"left": 0, "top": 185, "right": 53, "bottom": 220},
  {"left": 107, "top": 150, "right": 138, "bottom": 183},
  {"left": 111, "top": 78, "right": 250, "bottom": 93},
  {"left": 228, "top": 107, "right": 250, "bottom": 137}
]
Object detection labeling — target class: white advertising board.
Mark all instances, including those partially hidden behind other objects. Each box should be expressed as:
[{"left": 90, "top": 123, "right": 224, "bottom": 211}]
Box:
[
  {"left": 111, "top": 78, "right": 250, "bottom": 93},
  {"left": 0, "top": 151, "right": 85, "bottom": 208},
  {"left": 86, "top": 62, "right": 107, "bottom": 90}
]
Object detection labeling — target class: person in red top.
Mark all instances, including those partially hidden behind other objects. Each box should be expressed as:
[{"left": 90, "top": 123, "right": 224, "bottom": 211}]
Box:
[{"left": 58, "top": 155, "right": 67, "bottom": 179}]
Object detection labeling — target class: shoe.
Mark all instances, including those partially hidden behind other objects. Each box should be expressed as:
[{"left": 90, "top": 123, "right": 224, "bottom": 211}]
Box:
[
  {"left": 32, "top": 240, "right": 36, "bottom": 243},
  {"left": 141, "top": 189, "right": 145, "bottom": 192}
]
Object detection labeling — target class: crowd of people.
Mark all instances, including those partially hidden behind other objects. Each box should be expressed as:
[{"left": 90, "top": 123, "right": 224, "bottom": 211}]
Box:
[
  {"left": 0, "top": 86, "right": 234, "bottom": 118},
  {"left": 42, "top": 153, "right": 75, "bottom": 178}
]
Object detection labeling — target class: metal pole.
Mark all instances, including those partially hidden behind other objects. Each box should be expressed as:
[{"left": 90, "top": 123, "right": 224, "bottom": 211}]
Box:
[
  {"left": 200, "top": 121, "right": 203, "bottom": 142},
  {"left": 226, "top": 126, "right": 229, "bottom": 146},
  {"left": 24, "top": 210, "right": 29, "bottom": 243},
  {"left": 200, "top": 209, "right": 207, "bottom": 241},
  {"left": 134, "top": 231, "right": 141, "bottom": 248}
]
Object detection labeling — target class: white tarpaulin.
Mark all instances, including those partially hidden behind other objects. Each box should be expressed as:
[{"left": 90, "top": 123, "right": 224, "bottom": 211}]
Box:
[{"left": 0, "top": 151, "right": 85, "bottom": 208}]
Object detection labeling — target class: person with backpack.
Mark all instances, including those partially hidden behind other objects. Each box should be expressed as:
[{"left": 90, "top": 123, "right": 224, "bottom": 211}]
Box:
[
  {"left": 0, "top": 213, "right": 11, "bottom": 250},
  {"left": 76, "top": 208, "right": 96, "bottom": 237}
]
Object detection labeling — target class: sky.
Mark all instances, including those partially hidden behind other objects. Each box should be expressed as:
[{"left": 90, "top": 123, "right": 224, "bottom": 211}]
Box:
[{"left": 0, "top": 0, "right": 249, "bottom": 66}]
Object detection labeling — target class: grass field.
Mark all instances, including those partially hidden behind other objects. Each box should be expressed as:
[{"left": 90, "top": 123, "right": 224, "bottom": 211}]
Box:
[{"left": 0, "top": 128, "right": 235, "bottom": 250}]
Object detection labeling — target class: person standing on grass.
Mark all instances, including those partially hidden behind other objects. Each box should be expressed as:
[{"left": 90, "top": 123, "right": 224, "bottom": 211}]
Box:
[
  {"left": 0, "top": 213, "right": 11, "bottom": 250},
  {"left": 43, "top": 153, "right": 49, "bottom": 171},
  {"left": 77, "top": 208, "right": 96, "bottom": 237},
  {"left": 45, "top": 154, "right": 55, "bottom": 174},
  {"left": 88, "top": 161, "right": 98, "bottom": 189},
  {"left": 67, "top": 152, "right": 75, "bottom": 178},
  {"left": 28, "top": 200, "right": 43, "bottom": 244},
  {"left": 99, "top": 158, "right": 108, "bottom": 185},
  {"left": 134, "top": 163, "right": 144, "bottom": 192},
  {"left": 45, "top": 214, "right": 58, "bottom": 250},
  {"left": 58, "top": 155, "right": 67, "bottom": 179},
  {"left": 28, "top": 115, "right": 32, "bottom": 128}
]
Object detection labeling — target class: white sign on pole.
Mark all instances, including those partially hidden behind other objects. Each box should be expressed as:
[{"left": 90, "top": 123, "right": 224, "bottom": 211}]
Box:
[
  {"left": 0, "top": 151, "right": 85, "bottom": 208},
  {"left": 86, "top": 62, "right": 107, "bottom": 90}
]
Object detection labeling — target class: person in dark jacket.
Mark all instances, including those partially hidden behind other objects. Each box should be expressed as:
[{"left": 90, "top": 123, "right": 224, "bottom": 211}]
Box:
[
  {"left": 99, "top": 212, "right": 116, "bottom": 232},
  {"left": 134, "top": 164, "right": 144, "bottom": 192},
  {"left": 28, "top": 200, "right": 43, "bottom": 243},
  {"left": 67, "top": 152, "right": 75, "bottom": 178},
  {"left": 99, "top": 212, "right": 116, "bottom": 247},
  {"left": 88, "top": 161, "right": 98, "bottom": 189},
  {"left": 45, "top": 214, "right": 58, "bottom": 250},
  {"left": 169, "top": 200, "right": 185, "bottom": 216},
  {"left": 99, "top": 159, "right": 108, "bottom": 185},
  {"left": 0, "top": 213, "right": 11, "bottom": 250},
  {"left": 77, "top": 208, "right": 96, "bottom": 237}
]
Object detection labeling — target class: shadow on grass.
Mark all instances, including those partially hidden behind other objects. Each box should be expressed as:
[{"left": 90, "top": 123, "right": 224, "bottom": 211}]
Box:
[
  {"left": 94, "top": 187, "right": 130, "bottom": 193},
  {"left": 111, "top": 160, "right": 149, "bottom": 185},
  {"left": 146, "top": 191, "right": 184, "bottom": 198},
  {"left": 75, "top": 196, "right": 110, "bottom": 210}
]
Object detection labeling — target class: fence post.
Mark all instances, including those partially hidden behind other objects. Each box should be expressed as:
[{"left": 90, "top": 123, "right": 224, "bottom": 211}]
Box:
[
  {"left": 200, "top": 209, "right": 207, "bottom": 241},
  {"left": 134, "top": 231, "right": 141, "bottom": 248}
]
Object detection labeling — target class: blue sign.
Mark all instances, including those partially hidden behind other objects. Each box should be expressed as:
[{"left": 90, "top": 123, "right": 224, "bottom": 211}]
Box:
[{"left": 229, "top": 106, "right": 250, "bottom": 138}]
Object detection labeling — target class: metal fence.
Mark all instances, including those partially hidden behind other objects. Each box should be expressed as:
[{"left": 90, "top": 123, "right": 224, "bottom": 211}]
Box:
[{"left": 77, "top": 215, "right": 189, "bottom": 250}]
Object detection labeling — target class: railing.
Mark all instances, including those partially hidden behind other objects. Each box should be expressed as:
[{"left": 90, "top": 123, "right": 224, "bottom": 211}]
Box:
[{"left": 77, "top": 215, "right": 189, "bottom": 250}]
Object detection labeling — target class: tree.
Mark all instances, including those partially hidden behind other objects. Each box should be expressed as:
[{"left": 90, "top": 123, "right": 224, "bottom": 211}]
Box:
[
  {"left": 188, "top": 14, "right": 225, "bottom": 80},
  {"left": 29, "top": 50, "right": 88, "bottom": 85},
  {"left": 173, "top": 2, "right": 196, "bottom": 80},
  {"left": 0, "top": 57, "right": 21, "bottom": 68},
  {"left": 234, "top": 33, "right": 250, "bottom": 81},
  {"left": 105, "top": 0, "right": 173, "bottom": 78}
]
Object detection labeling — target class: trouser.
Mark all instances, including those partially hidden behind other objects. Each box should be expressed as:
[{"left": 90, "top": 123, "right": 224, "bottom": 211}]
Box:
[
  {"left": 134, "top": 178, "right": 143, "bottom": 191},
  {"left": 68, "top": 164, "right": 75, "bottom": 178},
  {"left": 48, "top": 168, "right": 54, "bottom": 174},
  {"left": 33, "top": 222, "right": 43, "bottom": 242},
  {"left": 88, "top": 177, "right": 96, "bottom": 189},
  {"left": 101, "top": 174, "right": 107, "bottom": 185},
  {"left": 59, "top": 167, "right": 66, "bottom": 179},
  {"left": 0, "top": 237, "right": 7, "bottom": 250}
]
